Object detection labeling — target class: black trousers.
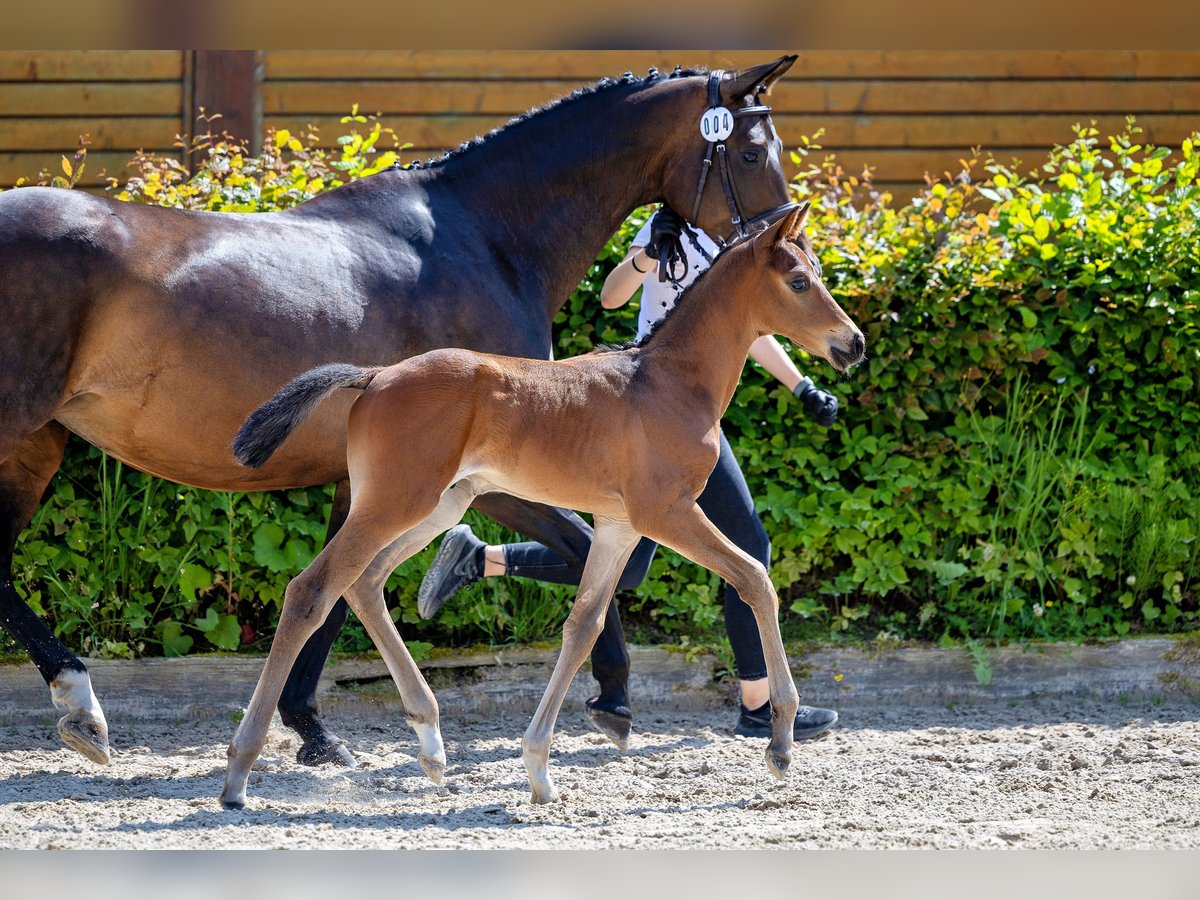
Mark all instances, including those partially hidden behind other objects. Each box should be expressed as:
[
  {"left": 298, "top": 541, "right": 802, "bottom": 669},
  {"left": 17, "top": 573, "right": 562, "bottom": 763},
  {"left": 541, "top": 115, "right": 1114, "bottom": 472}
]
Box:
[{"left": 504, "top": 431, "right": 771, "bottom": 680}]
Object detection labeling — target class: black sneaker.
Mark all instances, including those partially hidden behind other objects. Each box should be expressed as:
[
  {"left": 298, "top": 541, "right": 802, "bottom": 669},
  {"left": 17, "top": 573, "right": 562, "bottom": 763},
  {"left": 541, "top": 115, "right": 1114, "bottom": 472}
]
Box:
[
  {"left": 418, "top": 524, "right": 486, "bottom": 619},
  {"left": 733, "top": 701, "right": 839, "bottom": 741}
]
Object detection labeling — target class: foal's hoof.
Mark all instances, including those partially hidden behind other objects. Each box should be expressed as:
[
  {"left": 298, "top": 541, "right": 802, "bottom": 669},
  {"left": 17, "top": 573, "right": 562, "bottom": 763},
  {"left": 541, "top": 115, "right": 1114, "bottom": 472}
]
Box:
[
  {"left": 765, "top": 747, "right": 791, "bottom": 781},
  {"left": 296, "top": 737, "right": 357, "bottom": 769},
  {"left": 219, "top": 797, "right": 246, "bottom": 812},
  {"left": 584, "top": 696, "right": 632, "bottom": 751},
  {"left": 418, "top": 753, "right": 446, "bottom": 785},
  {"left": 57, "top": 712, "right": 111, "bottom": 765},
  {"left": 530, "top": 785, "right": 561, "bottom": 805}
]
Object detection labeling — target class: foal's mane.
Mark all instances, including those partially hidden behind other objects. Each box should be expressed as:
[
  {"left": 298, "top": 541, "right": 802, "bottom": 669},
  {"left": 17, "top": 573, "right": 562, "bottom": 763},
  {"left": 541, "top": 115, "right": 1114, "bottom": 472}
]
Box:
[
  {"left": 405, "top": 66, "right": 705, "bottom": 171},
  {"left": 590, "top": 233, "right": 808, "bottom": 355},
  {"left": 591, "top": 239, "right": 742, "bottom": 354}
]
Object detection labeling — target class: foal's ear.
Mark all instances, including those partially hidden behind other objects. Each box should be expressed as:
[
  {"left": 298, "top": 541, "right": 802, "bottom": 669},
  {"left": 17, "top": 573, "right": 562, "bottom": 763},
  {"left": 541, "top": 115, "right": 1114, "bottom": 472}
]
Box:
[
  {"left": 753, "top": 202, "right": 810, "bottom": 261},
  {"left": 724, "top": 55, "right": 798, "bottom": 102}
]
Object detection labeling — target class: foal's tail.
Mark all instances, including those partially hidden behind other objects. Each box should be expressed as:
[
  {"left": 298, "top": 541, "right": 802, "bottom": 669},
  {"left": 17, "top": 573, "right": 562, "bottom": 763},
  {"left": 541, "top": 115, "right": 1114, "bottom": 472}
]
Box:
[{"left": 233, "top": 363, "right": 380, "bottom": 468}]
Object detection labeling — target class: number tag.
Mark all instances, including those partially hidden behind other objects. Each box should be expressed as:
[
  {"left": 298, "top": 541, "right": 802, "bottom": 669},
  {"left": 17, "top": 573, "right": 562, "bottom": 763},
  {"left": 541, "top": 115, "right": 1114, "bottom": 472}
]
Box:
[{"left": 699, "top": 107, "right": 734, "bottom": 142}]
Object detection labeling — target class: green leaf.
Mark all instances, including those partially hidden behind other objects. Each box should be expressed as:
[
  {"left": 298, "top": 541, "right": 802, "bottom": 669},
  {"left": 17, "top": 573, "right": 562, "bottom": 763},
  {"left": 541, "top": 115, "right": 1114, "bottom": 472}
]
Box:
[
  {"left": 207, "top": 613, "right": 243, "bottom": 651},
  {"left": 1017, "top": 306, "right": 1038, "bottom": 328},
  {"left": 160, "top": 621, "right": 193, "bottom": 657},
  {"left": 178, "top": 563, "right": 212, "bottom": 603},
  {"left": 253, "top": 522, "right": 291, "bottom": 572}
]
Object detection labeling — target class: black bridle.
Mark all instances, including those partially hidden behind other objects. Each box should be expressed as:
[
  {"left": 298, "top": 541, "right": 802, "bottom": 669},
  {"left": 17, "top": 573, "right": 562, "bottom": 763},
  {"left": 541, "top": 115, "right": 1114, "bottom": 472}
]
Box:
[{"left": 687, "top": 70, "right": 798, "bottom": 250}]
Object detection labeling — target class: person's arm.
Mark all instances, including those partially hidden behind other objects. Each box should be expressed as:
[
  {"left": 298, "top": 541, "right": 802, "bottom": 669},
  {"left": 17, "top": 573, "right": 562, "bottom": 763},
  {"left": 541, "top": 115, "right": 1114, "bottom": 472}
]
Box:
[
  {"left": 749, "top": 335, "right": 840, "bottom": 426},
  {"left": 748, "top": 335, "right": 804, "bottom": 392},
  {"left": 600, "top": 245, "right": 654, "bottom": 309}
]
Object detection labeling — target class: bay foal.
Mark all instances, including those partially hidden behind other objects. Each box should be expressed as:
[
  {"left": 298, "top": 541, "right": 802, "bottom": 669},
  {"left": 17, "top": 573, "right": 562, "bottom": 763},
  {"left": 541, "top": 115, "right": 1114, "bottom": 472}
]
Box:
[{"left": 222, "top": 204, "right": 864, "bottom": 808}]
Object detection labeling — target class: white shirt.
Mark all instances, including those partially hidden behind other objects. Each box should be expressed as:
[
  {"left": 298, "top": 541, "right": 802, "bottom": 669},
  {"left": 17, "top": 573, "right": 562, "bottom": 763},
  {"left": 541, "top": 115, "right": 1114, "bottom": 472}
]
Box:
[{"left": 631, "top": 220, "right": 720, "bottom": 341}]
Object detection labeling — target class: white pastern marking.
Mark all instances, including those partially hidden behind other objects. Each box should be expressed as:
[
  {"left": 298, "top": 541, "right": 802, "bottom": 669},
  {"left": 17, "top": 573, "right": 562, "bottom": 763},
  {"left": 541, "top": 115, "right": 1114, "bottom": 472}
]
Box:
[{"left": 50, "top": 669, "right": 107, "bottom": 724}]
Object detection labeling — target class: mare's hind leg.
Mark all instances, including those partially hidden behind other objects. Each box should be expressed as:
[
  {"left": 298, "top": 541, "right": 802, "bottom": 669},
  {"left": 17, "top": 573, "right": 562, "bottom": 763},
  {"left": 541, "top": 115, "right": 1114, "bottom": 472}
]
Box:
[
  {"left": 220, "top": 510, "right": 402, "bottom": 810},
  {"left": 278, "top": 479, "right": 358, "bottom": 768},
  {"left": 522, "top": 517, "right": 641, "bottom": 804},
  {"left": 637, "top": 501, "right": 798, "bottom": 781},
  {"left": 0, "top": 424, "right": 110, "bottom": 764},
  {"left": 341, "top": 480, "right": 477, "bottom": 784}
]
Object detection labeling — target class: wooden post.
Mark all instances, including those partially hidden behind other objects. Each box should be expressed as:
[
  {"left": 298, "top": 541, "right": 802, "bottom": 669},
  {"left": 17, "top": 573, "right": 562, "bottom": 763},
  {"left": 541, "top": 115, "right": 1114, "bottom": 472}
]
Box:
[{"left": 189, "top": 51, "right": 263, "bottom": 155}]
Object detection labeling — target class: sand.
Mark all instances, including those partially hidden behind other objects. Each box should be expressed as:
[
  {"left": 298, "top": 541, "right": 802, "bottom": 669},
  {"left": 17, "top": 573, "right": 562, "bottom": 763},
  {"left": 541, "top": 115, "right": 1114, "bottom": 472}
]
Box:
[{"left": 1, "top": 697, "right": 1197, "bottom": 849}]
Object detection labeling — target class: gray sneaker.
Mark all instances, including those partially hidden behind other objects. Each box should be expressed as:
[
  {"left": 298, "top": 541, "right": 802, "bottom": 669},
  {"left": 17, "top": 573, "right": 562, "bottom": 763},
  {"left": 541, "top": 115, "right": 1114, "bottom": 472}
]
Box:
[{"left": 417, "top": 524, "right": 486, "bottom": 619}]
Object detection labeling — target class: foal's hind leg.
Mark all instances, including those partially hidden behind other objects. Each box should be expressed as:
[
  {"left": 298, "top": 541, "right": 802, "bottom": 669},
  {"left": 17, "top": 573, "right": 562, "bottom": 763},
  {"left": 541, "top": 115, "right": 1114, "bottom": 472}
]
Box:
[
  {"left": 0, "top": 424, "right": 111, "bottom": 764},
  {"left": 220, "top": 512, "right": 398, "bottom": 810},
  {"left": 638, "top": 501, "right": 798, "bottom": 780},
  {"left": 341, "top": 480, "right": 477, "bottom": 784},
  {"left": 522, "top": 517, "right": 641, "bottom": 804}
]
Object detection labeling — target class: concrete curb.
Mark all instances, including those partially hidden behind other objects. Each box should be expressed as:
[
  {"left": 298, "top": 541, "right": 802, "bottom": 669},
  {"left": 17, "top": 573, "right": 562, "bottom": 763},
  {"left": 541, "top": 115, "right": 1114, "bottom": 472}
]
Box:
[{"left": 0, "top": 637, "right": 1195, "bottom": 726}]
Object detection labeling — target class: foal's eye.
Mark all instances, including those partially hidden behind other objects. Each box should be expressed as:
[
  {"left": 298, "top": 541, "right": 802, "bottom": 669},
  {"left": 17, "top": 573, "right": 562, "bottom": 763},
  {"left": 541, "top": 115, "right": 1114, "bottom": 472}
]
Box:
[
  {"left": 742, "top": 150, "right": 760, "bottom": 164},
  {"left": 790, "top": 275, "right": 810, "bottom": 292}
]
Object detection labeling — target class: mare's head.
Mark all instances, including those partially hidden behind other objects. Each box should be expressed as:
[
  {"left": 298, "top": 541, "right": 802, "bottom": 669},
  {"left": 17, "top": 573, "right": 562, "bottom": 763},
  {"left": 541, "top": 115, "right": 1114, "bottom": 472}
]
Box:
[
  {"left": 742, "top": 204, "right": 865, "bottom": 372},
  {"left": 655, "top": 56, "right": 798, "bottom": 243}
]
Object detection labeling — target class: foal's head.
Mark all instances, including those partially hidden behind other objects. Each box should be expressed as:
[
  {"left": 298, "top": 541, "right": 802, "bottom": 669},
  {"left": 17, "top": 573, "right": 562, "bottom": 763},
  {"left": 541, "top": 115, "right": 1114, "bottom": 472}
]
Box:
[{"left": 745, "top": 204, "right": 866, "bottom": 372}]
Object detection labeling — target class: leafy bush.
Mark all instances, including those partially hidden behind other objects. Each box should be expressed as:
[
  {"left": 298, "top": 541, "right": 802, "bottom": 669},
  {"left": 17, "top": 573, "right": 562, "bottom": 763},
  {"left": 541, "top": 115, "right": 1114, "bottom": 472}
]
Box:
[{"left": 3, "top": 116, "right": 1197, "bottom": 659}]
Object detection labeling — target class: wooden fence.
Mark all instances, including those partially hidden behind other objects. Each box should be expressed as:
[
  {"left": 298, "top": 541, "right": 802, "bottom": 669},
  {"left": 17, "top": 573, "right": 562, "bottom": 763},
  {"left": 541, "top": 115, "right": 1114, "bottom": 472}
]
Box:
[{"left": 3, "top": 50, "right": 1199, "bottom": 196}]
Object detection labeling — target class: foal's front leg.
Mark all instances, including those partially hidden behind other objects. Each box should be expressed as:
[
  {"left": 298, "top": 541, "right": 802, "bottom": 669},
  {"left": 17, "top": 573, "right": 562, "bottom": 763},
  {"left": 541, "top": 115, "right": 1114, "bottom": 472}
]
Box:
[
  {"left": 522, "top": 517, "right": 641, "bottom": 803},
  {"left": 639, "top": 501, "right": 799, "bottom": 780}
]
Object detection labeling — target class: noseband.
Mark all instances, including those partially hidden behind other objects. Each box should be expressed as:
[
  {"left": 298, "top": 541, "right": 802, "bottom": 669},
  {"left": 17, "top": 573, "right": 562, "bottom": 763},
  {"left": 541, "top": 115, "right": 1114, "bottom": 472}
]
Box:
[{"left": 688, "top": 70, "right": 798, "bottom": 248}]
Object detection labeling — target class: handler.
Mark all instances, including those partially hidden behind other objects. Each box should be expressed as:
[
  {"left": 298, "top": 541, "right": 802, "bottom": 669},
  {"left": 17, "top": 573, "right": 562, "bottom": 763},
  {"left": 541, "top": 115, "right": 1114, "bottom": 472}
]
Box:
[{"left": 420, "top": 207, "right": 840, "bottom": 741}]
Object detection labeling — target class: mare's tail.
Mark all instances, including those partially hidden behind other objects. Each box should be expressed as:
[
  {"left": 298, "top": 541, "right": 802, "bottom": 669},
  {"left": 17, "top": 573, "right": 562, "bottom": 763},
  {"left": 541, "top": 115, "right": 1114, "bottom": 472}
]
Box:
[{"left": 233, "top": 363, "right": 380, "bottom": 468}]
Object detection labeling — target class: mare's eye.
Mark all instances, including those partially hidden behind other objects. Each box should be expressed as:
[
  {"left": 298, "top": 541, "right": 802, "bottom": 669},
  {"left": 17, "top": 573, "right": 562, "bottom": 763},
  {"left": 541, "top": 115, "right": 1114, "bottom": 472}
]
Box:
[
  {"left": 742, "top": 150, "right": 760, "bottom": 164},
  {"left": 790, "top": 275, "right": 810, "bottom": 292}
]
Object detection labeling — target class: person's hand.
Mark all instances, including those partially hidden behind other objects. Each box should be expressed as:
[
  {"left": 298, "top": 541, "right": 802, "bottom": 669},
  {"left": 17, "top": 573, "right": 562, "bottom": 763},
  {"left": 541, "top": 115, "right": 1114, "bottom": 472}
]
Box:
[
  {"left": 644, "top": 207, "right": 684, "bottom": 260},
  {"left": 792, "top": 376, "right": 838, "bottom": 427},
  {"left": 644, "top": 207, "right": 689, "bottom": 283}
]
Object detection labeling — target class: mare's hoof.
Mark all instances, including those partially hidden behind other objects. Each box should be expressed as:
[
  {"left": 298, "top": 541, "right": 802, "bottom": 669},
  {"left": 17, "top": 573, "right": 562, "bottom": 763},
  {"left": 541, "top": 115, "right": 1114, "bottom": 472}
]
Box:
[
  {"left": 584, "top": 696, "right": 632, "bottom": 751},
  {"left": 765, "top": 747, "right": 791, "bottom": 781},
  {"left": 57, "top": 712, "right": 111, "bottom": 765},
  {"left": 219, "top": 797, "right": 246, "bottom": 811},
  {"left": 296, "top": 737, "right": 357, "bottom": 768},
  {"left": 418, "top": 754, "right": 446, "bottom": 785}
]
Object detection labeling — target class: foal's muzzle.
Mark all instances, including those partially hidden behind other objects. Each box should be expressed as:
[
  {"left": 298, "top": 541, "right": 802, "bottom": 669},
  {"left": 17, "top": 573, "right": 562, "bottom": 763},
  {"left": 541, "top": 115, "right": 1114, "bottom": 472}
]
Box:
[{"left": 829, "top": 332, "right": 866, "bottom": 372}]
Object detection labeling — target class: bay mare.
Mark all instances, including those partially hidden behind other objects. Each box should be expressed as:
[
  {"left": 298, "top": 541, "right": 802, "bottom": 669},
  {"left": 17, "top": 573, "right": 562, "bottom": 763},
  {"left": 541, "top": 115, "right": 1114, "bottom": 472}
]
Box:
[
  {"left": 223, "top": 204, "right": 865, "bottom": 808},
  {"left": 0, "top": 57, "right": 801, "bottom": 768}
]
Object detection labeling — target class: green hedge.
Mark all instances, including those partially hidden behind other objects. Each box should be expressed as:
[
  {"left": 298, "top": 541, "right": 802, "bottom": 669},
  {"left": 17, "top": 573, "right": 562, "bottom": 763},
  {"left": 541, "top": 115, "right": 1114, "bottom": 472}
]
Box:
[{"left": 3, "top": 116, "right": 1197, "bottom": 659}]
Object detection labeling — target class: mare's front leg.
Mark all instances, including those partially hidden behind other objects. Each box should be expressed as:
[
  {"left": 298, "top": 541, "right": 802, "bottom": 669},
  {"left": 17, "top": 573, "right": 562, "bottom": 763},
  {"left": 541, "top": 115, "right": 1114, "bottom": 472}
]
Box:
[
  {"left": 0, "top": 424, "right": 110, "bottom": 764},
  {"left": 522, "top": 517, "right": 641, "bottom": 804},
  {"left": 220, "top": 513, "right": 395, "bottom": 810},
  {"left": 277, "top": 479, "right": 358, "bottom": 768},
  {"left": 637, "top": 501, "right": 798, "bottom": 781}
]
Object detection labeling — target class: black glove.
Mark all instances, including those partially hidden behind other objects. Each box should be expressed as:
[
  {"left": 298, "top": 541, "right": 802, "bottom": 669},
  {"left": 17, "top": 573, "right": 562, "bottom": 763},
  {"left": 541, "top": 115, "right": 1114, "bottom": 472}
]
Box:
[
  {"left": 793, "top": 376, "right": 838, "bottom": 427},
  {"left": 643, "top": 207, "right": 688, "bottom": 284}
]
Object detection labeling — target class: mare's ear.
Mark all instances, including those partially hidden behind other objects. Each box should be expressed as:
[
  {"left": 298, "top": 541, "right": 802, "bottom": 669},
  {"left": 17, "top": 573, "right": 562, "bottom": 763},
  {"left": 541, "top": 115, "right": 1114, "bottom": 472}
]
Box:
[{"left": 724, "top": 55, "right": 798, "bottom": 102}]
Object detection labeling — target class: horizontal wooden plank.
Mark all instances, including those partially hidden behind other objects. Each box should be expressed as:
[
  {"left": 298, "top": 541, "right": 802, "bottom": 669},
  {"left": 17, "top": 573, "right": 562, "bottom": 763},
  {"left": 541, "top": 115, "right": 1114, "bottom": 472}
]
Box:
[
  {"left": 265, "top": 113, "right": 1198, "bottom": 153},
  {"left": 0, "top": 117, "right": 183, "bottom": 152},
  {"left": 0, "top": 150, "right": 166, "bottom": 187},
  {"left": 264, "top": 78, "right": 1200, "bottom": 117},
  {"left": 265, "top": 50, "right": 1200, "bottom": 81},
  {"left": 0, "top": 82, "right": 182, "bottom": 116},
  {"left": 0, "top": 51, "right": 183, "bottom": 82}
]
